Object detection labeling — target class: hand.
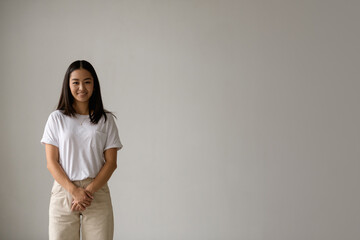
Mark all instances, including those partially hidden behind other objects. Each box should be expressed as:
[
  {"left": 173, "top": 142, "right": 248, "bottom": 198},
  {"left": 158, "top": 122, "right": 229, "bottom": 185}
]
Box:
[
  {"left": 70, "top": 187, "right": 94, "bottom": 211},
  {"left": 85, "top": 183, "right": 95, "bottom": 196},
  {"left": 71, "top": 187, "right": 94, "bottom": 203},
  {"left": 71, "top": 201, "right": 89, "bottom": 212}
]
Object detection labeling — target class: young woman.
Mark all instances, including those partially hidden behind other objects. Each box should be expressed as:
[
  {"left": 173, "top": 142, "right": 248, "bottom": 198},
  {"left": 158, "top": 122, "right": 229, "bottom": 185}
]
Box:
[{"left": 40, "top": 60, "right": 123, "bottom": 240}]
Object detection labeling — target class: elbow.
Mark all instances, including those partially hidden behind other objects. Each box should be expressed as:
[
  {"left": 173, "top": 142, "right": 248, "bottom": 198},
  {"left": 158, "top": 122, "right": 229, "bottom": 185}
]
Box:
[
  {"left": 108, "top": 161, "right": 117, "bottom": 172},
  {"left": 105, "top": 160, "right": 117, "bottom": 172},
  {"left": 112, "top": 162, "right": 117, "bottom": 171},
  {"left": 47, "top": 160, "right": 57, "bottom": 171},
  {"left": 47, "top": 162, "right": 52, "bottom": 171}
]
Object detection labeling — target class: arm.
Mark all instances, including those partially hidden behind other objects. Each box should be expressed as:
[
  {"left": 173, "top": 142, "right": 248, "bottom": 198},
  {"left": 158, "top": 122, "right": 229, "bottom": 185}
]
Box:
[
  {"left": 45, "top": 144, "right": 93, "bottom": 210},
  {"left": 85, "top": 148, "right": 118, "bottom": 194}
]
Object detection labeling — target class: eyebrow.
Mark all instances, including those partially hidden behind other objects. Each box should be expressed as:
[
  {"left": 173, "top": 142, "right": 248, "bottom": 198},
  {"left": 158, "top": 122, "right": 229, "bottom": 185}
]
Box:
[{"left": 71, "top": 78, "right": 92, "bottom": 81}]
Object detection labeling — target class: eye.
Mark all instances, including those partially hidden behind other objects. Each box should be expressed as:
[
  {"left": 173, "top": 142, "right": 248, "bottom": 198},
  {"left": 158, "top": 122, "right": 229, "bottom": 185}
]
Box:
[
  {"left": 85, "top": 81, "right": 92, "bottom": 84},
  {"left": 73, "top": 82, "right": 79, "bottom": 85}
]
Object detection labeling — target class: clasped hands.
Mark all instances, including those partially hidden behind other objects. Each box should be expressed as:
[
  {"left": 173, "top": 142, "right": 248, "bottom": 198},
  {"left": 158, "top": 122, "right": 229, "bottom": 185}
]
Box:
[{"left": 71, "top": 187, "right": 94, "bottom": 212}]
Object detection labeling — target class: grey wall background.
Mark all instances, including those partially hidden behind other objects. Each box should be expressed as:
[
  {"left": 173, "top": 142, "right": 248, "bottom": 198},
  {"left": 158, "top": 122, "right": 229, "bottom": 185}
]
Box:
[{"left": 0, "top": 0, "right": 359, "bottom": 239}]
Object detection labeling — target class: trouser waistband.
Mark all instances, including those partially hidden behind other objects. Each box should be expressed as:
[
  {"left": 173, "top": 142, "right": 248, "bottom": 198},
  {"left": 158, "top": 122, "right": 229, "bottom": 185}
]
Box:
[
  {"left": 71, "top": 178, "right": 95, "bottom": 188},
  {"left": 54, "top": 177, "right": 97, "bottom": 189}
]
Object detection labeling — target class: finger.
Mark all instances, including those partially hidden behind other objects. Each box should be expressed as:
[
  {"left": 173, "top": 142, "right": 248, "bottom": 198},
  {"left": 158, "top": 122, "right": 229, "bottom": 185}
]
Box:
[
  {"left": 85, "top": 190, "right": 93, "bottom": 197},
  {"left": 76, "top": 204, "right": 84, "bottom": 211},
  {"left": 80, "top": 202, "right": 87, "bottom": 210},
  {"left": 83, "top": 196, "right": 92, "bottom": 202},
  {"left": 85, "top": 191, "right": 94, "bottom": 199},
  {"left": 71, "top": 203, "right": 77, "bottom": 212},
  {"left": 80, "top": 201, "right": 90, "bottom": 207},
  {"left": 82, "top": 195, "right": 91, "bottom": 202}
]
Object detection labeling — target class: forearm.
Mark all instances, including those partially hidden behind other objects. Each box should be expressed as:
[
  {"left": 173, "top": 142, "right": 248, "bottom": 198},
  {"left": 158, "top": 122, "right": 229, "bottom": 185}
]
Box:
[
  {"left": 47, "top": 161, "right": 77, "bottom": 195},
  {"left": 86, "top": 160, "right": 116, "bottom": 194}
]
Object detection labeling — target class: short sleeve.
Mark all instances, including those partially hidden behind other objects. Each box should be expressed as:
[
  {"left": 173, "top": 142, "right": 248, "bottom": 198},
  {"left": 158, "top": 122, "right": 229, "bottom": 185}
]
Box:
[
  {"left": 40, "top": 113, "right": 59, "bottom": 147},
  {"left": 104, "top": 114, "right": 123, "bottom": 151}
]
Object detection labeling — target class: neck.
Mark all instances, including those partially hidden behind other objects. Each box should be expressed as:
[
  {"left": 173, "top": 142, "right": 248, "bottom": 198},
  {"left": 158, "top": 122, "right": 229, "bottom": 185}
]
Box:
[{"left": 73, "top": 102, "right": 89, "bottom": 115}]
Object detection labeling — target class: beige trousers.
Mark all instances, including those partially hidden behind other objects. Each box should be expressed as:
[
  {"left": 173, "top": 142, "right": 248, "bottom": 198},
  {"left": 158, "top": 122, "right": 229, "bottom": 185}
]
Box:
[{"left": 49, "top": 178, "right": 114, "bottom": 240}]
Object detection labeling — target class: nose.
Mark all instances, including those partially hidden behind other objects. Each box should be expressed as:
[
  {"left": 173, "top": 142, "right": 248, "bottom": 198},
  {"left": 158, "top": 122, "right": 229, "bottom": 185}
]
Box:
[{"left": 79, "top": 82, "right": 85, "bottom": 90}]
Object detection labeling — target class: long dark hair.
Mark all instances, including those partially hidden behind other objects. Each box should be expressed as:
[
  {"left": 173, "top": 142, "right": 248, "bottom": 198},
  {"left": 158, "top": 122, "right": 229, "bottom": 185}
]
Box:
[{"left": 57, "top": 60, "right": 115, "bottom": 124}]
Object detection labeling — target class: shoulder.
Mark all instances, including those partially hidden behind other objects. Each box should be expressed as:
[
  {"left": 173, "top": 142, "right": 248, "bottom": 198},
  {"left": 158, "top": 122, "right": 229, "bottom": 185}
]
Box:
[
  {"left": 105, "top": 112, "right": 115, "bottom": 118},
  {"left": 47, "top": 110, "right": 66, "bottom": 121},
  {"left": 102, "top": 112, "right": 120, "bottom": 127},
  {"left": 104, "top": 112, "right": 116, "bottom": 123},
  {"left": 50, "top": 109, "right": 63, "bottom": 116},
  {"left": 49, "top": 110, "right": 62, "bottom": 117}
]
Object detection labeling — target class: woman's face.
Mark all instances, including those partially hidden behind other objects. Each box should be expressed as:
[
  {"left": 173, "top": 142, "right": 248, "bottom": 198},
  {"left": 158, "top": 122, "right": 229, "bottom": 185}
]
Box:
[{"left": 69, "top": 69, "right": 94, "bottom": 104}]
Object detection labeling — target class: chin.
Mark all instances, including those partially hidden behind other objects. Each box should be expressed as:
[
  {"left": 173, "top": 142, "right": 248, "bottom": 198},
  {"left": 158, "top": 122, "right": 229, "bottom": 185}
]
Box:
[{"left": 75, "top": 99, "right": 90, "bottom": 103}]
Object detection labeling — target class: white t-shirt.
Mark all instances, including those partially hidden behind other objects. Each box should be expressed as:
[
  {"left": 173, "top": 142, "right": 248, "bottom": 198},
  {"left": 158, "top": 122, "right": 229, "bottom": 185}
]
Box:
[{"left": 40, "top": 110, "right": 123, "bottom": 181}]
